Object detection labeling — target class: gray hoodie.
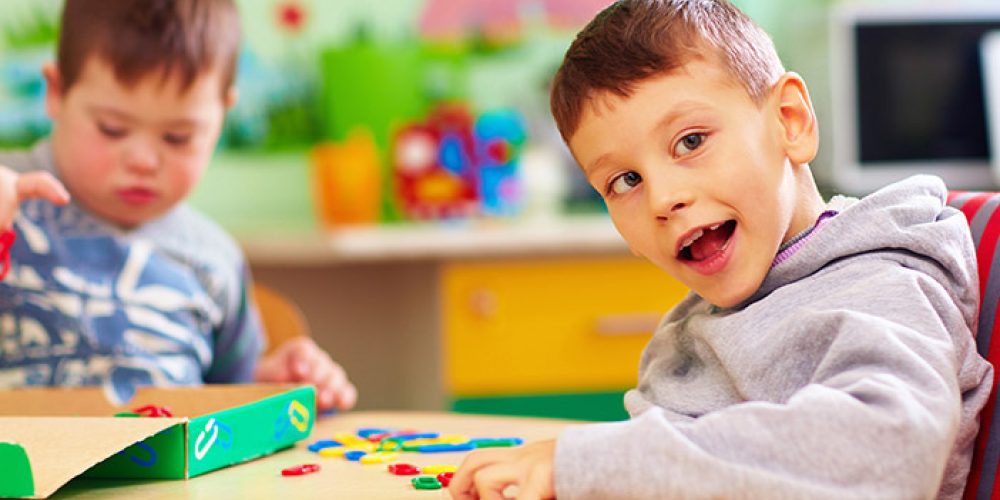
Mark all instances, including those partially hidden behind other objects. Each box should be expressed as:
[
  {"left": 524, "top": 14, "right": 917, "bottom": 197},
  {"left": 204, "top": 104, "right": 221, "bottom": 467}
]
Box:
[{"left": 555, "top": 175, "right": 992, "bottom": 499}]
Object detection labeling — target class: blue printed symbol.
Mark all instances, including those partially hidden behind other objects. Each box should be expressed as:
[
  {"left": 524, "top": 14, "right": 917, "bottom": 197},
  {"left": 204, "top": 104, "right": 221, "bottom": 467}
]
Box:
[
  {"left": 119, "top": 441, "right": 157, "bottom": 468},
  {"left": 216, "top": 420, "right": 233, "bottom": 449}
]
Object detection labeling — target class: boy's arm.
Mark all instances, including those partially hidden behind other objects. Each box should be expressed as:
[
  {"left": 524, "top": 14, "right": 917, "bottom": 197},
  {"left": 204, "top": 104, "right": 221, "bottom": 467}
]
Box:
[
  {"left": 550, "top": 279, "right": 986, "bottom": 499},
  {"left": 204, "top": 263, "right": 264, "bottom": 383}
]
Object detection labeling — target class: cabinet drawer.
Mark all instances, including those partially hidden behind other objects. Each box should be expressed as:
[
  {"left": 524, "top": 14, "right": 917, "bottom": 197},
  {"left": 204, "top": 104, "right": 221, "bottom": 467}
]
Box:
[{"left": 442, "top": 257, "right": 688, "bottom": 395}]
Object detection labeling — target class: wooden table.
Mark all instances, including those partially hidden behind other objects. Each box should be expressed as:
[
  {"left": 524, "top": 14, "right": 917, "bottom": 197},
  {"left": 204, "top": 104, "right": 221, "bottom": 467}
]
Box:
[{"left": 52, "top": 411, "right": 578, "bottom": 499}]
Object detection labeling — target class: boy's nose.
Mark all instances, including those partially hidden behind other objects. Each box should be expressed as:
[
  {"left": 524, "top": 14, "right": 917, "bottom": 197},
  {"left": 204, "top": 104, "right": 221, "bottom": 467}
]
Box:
[
  {"left": 648, "top": 184, "right": 693, "bottom": 221},
  {"left": 124, "top": 142, "right": 161, "bottom": 174}
]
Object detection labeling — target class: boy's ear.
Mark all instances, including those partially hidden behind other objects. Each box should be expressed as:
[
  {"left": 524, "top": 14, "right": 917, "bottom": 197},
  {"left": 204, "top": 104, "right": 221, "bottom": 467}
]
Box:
[
  {"left": 224, "top": 86, "right": 239, "bottom": 110},
  {"left": 42, "top": 62, "right": 64, "bottom": 119},
  {"left": 772, "top": 72, "right": 818, "bottom": 166}
]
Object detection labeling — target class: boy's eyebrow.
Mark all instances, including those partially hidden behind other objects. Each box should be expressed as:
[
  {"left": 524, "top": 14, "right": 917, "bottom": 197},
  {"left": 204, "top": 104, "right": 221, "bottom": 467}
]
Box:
[
  {"left": 582, "top": 100, "right": 712, "bottom": 175},
  {"left": 87, "top": 105, "right": 202, "bottom": 129},
  {"left": 652, "top": 100, "right": 712, "bottom": 135},
  {"left": 87, "top": 105, "right": 134, "bottom": 122}
]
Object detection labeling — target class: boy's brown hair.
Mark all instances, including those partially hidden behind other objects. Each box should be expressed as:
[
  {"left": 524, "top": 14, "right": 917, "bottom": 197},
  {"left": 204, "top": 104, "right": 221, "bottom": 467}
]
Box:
[
  {"left": 550, "top": 0, "right": 785, "bottom": 142},
  {"left": 57, "top": 0, "right": 241, "bottom": 96}
]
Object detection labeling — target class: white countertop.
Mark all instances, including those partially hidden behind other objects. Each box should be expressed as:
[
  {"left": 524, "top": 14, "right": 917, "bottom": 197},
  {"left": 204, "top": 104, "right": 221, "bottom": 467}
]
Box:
[{"left": 238, "top": 214, "right": 630, "bottom": 265}]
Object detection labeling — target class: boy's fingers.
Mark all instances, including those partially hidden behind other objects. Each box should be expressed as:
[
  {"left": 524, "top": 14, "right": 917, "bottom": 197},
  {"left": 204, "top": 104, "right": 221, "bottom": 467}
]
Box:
[
  {"left": 450, "top": 449, "right": 505, "bottom": 499},
  {"left": 316, "top": 358, "right": 357, "bottom": 410},
  {"left": 0, "top": 202, "right": 14, "bottom": 231},
  {"left": 292, "top": 357, "right": 310, "bottom": 379},
  {"left": 472, "top": 463, "right": 519, "bottom": 500},
  {"left": 334, "top": 381, "right": 357, "bottom": 410},
  {"left": 279, "top": 338, "right": 313, "bottom": 379},
  {"left": 15, "top": 172, "right": 70, "bottom": 204},
  {"left": 449, "top": 457, "right": 484, "bottom": 499},
  {"left": 316, "top": 358, "right": 346, "bottom": 388},
  {"left": 517, "top": 464, "right": 552, "bottom": 500},
  {"left": 253, "top": 355, "right": 288, "bottom": 383}
]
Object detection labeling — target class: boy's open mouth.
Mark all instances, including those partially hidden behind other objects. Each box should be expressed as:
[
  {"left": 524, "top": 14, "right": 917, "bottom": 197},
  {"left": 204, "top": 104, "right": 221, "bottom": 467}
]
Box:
[{"left": 678, "top": 220, "right": 737, "bottom": 261}]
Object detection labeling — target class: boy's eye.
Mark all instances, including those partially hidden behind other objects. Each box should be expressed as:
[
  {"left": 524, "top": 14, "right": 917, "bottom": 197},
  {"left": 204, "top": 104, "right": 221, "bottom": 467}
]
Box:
[
  {"left": 609, "top": 170, "right": 642, "bottom": 195},
  {"left": 97, "top": 122, "right": 127, "bottom": 138},
  {"left": 673, "top": 132, "right": 706, "bottom": 156},
  {"left": 164, "top": 133, "right": 191, "bottom": 146}
]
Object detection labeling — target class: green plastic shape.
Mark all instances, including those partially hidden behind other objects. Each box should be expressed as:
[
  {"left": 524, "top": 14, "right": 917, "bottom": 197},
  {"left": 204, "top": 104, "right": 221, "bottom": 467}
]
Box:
[{"left": 411, "top": 475, "right": 443, "bottom": 490}]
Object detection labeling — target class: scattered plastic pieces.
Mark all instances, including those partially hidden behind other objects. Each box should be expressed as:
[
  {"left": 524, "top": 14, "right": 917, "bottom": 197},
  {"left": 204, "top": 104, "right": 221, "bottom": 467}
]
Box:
[
  {"left": 468, "top": 437, "right": 524, "bottom": 448},
  {"left": 388, "top": 463, "right": 421, "bottom": 476},
  {"left": 411, "top": 475, "right": 442, "bottom": 490},
  {"left": 307, "top": 439, "right": 342, "bottom": 452},
  {"left": 437, "top": 471, "right": 454, "bottom": 487},
  {"left": 281, "top": 463, "right": 320, "bottom": 476},
  {"left": 132, "top": 405, "right": 173, "bottom": 417},
  {"left": 357, "top": 427, "right": 393, "bottom": 438},
  {"left": 417, "top": 443, "right": 475, "bottom": 453},
  {"left": 319, "top": 447, "right": 347, "bottom": 458},
  {"left": 359, "top": 452, "right": 399, "bottom": 464},
  {"left": 421, "top": 464, "right": 457, "bottom": 475}
]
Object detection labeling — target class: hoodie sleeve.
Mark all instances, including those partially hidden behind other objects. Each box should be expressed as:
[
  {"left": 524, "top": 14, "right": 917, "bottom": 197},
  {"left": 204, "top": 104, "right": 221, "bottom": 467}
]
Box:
[{"left": 554, "top": 259, "right": 991, "bottom": 499}]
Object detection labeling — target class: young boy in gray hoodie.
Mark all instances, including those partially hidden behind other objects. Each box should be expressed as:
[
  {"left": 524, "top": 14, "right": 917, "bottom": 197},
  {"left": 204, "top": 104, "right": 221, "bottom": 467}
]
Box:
[{"left": 449, "top": 1, "right": 993, "bottom": 498}]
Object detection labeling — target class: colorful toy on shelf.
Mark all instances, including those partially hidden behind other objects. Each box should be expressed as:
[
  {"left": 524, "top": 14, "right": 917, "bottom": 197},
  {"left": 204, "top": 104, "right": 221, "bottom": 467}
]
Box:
[
  {"left": 475, "top": 109, "right": 526, "bottom": 216},
  {"left": 394, "top": 105, "right": 479, "bottom": 220},
  {"left": 392, "top": 103, "right": 527, "bottom": 221},
  {"left": 311, "top": 128, "right": 382, "bottom": 227}
]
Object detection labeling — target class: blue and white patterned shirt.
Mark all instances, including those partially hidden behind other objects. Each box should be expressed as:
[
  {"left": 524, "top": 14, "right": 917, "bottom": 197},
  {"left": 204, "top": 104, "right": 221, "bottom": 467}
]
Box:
[{"left": 0, "top": 142, "right": 263, "bottom": 403}]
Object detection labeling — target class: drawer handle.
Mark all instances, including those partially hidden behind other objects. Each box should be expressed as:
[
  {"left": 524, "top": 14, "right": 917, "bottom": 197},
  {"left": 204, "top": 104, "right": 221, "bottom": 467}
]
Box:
[
  {"left": 593, "top": 313, "right": 662, "bottom": 336},
  {"left": 469, "top": 289, "right": 497, "bottom": 319}
]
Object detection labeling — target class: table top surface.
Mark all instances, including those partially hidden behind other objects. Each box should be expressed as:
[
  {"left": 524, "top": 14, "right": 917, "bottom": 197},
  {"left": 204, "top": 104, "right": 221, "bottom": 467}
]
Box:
[{"left": 52, "top": 411, "right": 578, "bottom": 499}]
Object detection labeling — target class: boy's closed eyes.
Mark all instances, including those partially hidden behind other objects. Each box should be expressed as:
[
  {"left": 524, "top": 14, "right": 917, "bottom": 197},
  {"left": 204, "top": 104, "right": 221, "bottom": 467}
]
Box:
[{"left": 89, "top": 106, "right": 206, "bottom": 150}]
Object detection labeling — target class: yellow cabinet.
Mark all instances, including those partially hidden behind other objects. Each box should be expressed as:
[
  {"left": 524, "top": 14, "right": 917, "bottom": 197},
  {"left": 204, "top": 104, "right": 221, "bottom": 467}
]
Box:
[{"left": 442, "top": 256, "right": 689, "bottom": 397}]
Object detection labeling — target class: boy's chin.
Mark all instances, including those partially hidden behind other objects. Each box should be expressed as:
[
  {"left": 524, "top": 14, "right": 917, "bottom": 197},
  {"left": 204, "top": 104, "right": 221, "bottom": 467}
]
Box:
[
  {"left": 105, "top": 210, "right": 163, "bottom": 229},
  {"left": 691, "top": 283, "right": 756, "bottom": 309}
]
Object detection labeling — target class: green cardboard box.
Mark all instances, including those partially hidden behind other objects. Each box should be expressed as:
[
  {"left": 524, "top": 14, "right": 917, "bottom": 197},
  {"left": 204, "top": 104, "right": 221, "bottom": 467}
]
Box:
[{"left": 0, "top": 384, "right": 316, "bottom": 498}]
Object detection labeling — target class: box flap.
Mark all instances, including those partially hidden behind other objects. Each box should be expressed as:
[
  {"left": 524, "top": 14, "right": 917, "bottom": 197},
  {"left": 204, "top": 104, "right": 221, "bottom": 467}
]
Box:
[
  {"left": 0, "top": 387, "right": 117, "bottom": 416},
  {"left": 0, "top": 417, "right": 180, "bottom": 499}
]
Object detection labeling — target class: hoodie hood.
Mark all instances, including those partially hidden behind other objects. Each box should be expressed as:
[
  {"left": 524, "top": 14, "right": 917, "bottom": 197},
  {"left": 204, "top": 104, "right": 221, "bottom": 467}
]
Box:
[{"left": 743, "top": 174, "right": 978, "bottom": 319}]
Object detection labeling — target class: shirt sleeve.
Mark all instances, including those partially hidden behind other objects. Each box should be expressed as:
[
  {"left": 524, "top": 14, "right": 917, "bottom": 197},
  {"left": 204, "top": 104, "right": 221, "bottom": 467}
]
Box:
[
  {"left": 204, "top": 262, "right": 264, "bottom": 383},
  {"left": 553, "top": 277, "right": 989, "bottom": 499}
]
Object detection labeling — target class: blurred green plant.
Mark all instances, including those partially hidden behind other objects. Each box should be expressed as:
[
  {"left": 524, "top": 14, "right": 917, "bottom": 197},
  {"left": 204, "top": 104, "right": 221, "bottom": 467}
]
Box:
[{"left": 3, "top": 6, "right": 58, "bottom": 49}]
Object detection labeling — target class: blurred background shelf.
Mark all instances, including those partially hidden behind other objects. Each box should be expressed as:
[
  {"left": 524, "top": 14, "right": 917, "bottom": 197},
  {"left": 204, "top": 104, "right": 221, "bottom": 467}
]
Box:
[{"left": 238, "top": 215, "right": 628, "bottom": 265}]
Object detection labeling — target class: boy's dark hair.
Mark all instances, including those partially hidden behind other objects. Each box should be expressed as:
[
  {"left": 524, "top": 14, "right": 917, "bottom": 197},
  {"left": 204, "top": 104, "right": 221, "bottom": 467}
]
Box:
[
  {"left": 550, "top": 0, "right": 784, "bottom": 142},
  {"left": 57, "top": 0, "right": 241, "bottom": 96}
]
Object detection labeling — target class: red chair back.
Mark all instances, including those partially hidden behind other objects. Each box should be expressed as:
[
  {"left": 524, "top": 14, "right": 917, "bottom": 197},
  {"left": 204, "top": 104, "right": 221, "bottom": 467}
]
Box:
[{"left": 947, "top": 190, "right": 1000, "bottom": 499}]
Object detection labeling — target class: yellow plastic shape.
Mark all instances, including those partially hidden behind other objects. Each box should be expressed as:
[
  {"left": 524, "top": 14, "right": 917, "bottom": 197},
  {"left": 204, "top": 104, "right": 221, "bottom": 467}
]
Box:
[
  {"left": 421, "top": 465, "right": 457, "bottom": 475},
  {"left": 359, "top": 452, "right": 400, "bottom": 464}
]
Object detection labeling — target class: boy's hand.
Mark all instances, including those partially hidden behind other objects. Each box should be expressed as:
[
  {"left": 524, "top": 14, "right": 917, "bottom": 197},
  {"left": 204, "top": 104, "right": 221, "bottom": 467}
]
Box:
[
  {"left": 254, "top": 336, "right": 357, "bottom": 412},
  {"left": 449, "top": 439, "right": 557, "bottom": 500},
  {"left": 0, "top": 167, "right": 71, "bottom": 229}
]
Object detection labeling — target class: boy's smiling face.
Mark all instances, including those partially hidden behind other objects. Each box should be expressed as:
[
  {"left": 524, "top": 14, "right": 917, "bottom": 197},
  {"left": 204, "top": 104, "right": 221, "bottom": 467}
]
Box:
[
  {"left": 44, "top": 56, "right": 235, "bottom": 228},
  {"left": 569, "top": 56, "right": 818, "bottom": 307}
]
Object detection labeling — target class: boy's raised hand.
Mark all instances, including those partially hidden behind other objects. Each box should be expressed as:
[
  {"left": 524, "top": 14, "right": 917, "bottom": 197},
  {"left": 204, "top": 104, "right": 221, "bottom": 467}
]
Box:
[
  {"left": 254, "top": 336, "right": 357, "bottom": 412},
  {"left": 0, "top": 166, "right": 71, "bottom": 229},
  {"left": 449, "top": 439, "right": 557, "bottom": 500}
]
